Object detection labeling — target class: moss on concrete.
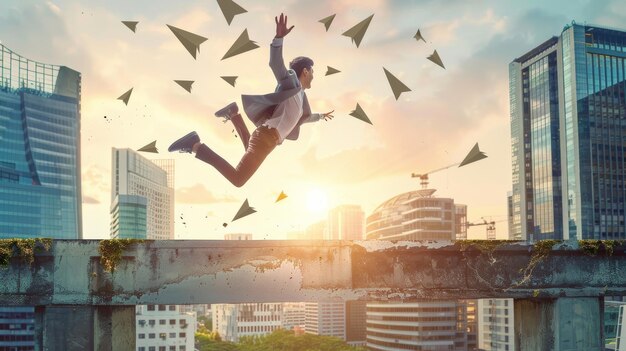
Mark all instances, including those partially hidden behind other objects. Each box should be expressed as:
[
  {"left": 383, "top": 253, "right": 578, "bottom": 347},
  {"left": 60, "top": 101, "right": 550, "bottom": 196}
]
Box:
[
  {"left": 578, "top": 240, "right": 625, "bottom": 256},
  {"left": 99, "top": 239, "right": 145, "bottom": 272},
  {"left": 0, "top": 238, "right": 52, "bottom": 267}
]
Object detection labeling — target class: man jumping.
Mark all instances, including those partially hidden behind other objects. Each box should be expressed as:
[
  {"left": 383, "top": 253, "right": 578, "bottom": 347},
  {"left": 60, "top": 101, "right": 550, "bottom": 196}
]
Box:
[{"left": 168, "top": 13, "right": 334, "bottom": 187}]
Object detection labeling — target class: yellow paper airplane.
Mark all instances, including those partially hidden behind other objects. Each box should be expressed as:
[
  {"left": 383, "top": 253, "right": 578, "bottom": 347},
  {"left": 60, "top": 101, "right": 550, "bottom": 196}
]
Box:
[
  {"left": 342, "top": 14, "right": 374, "bottom": 48},
  {"left": 174, "top": 80, "right": 194, "bottom": 93},
  {"left": 167, "top": 24, "right": 208, "bottom": 59},
  {"left": 427, "top": 49, "right": 445, "bottom": 69},
  {"left": 117, "top": 88, "right": 133, "bottom": 105},
  {"left": 383, "top": 67, "right": 411, "bottom": 100},
  {"left": 122, "top": 21, "right": 138, "bottom": 33},
  {"left": 318, "top": 14, "right": 336, "bottom": 32},
  {"left": 349, "top": 103, "right": 372, "bottom": 125},
  {"left": 413, "top": 29, "right": 426, "bottom": 42},
  {"left": 275, "top": 191, "right": 288, "bottom": 202},
  {"left": 459, "top": 143, "right": 487, "bottom": 167},
  {"left": 222, "top": 29, "right": 259, "bottom": 60},
  {"left": 137, "top": 140, "right": 158, "bottom": 153},
  {"left": 216, "top": 0, "right": 247, "bottom": 25},
  {"left": 232, "top": 199, "right": 257, "bottom": 222},
  {"left": 325, "top": 66, "right": 341, "bottom": 76},
  {"left": 221, "top": 76, "right": 238, "bottom": 87}
]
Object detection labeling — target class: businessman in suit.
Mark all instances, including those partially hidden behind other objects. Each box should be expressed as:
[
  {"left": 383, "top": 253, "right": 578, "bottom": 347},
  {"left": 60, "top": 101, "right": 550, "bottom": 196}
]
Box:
[{"left": 168, "top": 13, "right": 334, "bottom": 187}]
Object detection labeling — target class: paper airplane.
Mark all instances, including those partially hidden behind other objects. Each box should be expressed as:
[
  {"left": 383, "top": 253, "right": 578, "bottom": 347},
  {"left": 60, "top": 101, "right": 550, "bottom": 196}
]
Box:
[
  {"left": 216, "top": 0, "right": 247, "bottom": 25},
  {"left": 318, "top": 14, "right": 336, "bottom": 31},
  {"left": 137, "top": 140, "right": 158, "bottom": 153},
  {"left": 232, "top": 199, "right": 257, "bottom": 222},
  {"left": 325, "top": 66, "right": 341, "bottom": 76},
  {"left": 275, "top": 191, "right": 288, "bottom": 203},
  {"left": 117, "top": 88, "right": 133, "bottom": 105},
  {"left": 167, "top": 24, "right": 208, "bottom": 59},
  {"left": 427, "top": 49, "right": 445, "bottom": 69},
  {"left": 383, "top": 67, "right": 411, "bottom": 100},
  {"left": 122, "top": 21, "right": 139, "bottom": 33},
  {"left": 413, "top": 29, "right": 426, "bottom": 42},
  {"left": 174, "top": 80, "right": 194, "bottom": 93},
  {"left": 342, "top": 14, "right": 374, "bottom": 48},
  {"left": 222, "top": 29, "right": 259, "bottom": 60},
  {"left": 349, "top": 103, "right": 372, "bottom": 125},
  {"left": 221, "top": 76, "right": 238, "bottom": 87},
  {"left": 459, "top": 143, "right": 487, "bottom": 167}
]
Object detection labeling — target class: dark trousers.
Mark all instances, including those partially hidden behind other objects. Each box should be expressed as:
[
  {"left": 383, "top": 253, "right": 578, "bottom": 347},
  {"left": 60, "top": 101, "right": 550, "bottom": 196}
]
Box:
[{"left": 195, "top": 113, "right": 278, "bottom": 187}]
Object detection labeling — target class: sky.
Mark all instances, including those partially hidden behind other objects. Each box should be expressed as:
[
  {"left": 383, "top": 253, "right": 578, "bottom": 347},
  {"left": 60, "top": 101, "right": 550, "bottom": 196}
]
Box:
[{"left": 1, "top": 0, "right": 625, "bottom": 240}]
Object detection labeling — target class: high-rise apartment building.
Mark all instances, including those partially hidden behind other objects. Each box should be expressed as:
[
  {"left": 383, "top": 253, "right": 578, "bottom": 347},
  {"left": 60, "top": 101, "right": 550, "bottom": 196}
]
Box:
[
  {"left": 282, "top": 302, "right": 306, "bottom": 331},
  {"left": 305, "top": 302, "right": 346, "bottom": 340},
  {"left": 327, "top": 205, "right": 365, "bottom": 240},
  {"left": 510, "top": 23, "right": 626, "bottom": 240},
  {"left": 135, "top": 304, "right": 196, "bottom": 351},
  {"left": 110, "top": 148, "right": 174, "bottom": 240},
  {"left": 0, "top": 43, "right": 82, "bottom": 239},
  {"left": 212, "top": 303, "right": 283, "bottom": 342},
  {"left": 477, "top": 298, "right": 515, "bottom": 351}
]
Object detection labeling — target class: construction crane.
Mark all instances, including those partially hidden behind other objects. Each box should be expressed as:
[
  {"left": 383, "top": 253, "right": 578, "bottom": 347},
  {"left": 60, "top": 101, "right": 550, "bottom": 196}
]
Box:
[
  {"left": 411, "top": 162, "right": 459, "bottom": 189},
  {"left": 467, "top": 218, "right": 508, "bottom": 240}
]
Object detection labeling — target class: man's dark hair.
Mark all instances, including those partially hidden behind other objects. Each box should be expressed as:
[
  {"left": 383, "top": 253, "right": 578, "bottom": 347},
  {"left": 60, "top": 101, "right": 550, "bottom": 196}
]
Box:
[{"left": 289, "top": 56, "right": 314, "bottom": 78}]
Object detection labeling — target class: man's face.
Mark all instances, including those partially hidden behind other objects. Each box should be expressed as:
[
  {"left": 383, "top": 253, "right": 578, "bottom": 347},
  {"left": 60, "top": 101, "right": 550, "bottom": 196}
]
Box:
[{"left": 302, "top": 66, "right": 314, "bottom": 89}]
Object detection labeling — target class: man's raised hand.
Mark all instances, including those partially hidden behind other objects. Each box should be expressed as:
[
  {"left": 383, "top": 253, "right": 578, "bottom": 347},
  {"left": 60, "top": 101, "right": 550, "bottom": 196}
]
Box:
[
  {"left": 275, "top": 13, "right": 294, "bottom": 38},
  {"left": 322, "top": 110, "right": 335, "bottom": 121}
]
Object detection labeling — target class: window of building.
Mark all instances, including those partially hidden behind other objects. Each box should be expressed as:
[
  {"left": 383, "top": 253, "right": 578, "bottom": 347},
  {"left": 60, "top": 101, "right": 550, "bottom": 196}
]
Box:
[
  {"left": 159, "top": 347, "right": 166, "bottom": 351},
  {"left": 138, "top": 348, "right": 145, "bottom": 351},
  {"left": 159, "top": 305, "right": 167, "bottom": 311},
  {"left": 179, "top": 319, "right": 186, "bottom": 325},
  {"left": 149, "top": 347, "right": 155, "bottom": 351},
  {"left": 169, "top": 347, "right": 176, "bottom": 351},
  {"left": 159, "top": 333, "right": 167, "bottom": 340},
  {"left": 169, "top": 305, "right": 176, "bottom": 311},
  {"left": 138, "top": 333, "right": 145, "bottom": 339},
  {"left": 148, "top": 333, "right": 155, "bottom": 339},
  {"left": 147, "top": 305, "right": 155, "bottom": 311},
  {"left": 179, "top": 332, "right": 186, "bottom": 338},
  {"left": 159, "top": 319, "right": 166, "bottom": 325},
  {"left": 169, "top": 319, "right": 176, "bottom": 325},
  {"left": 148, "top": 320, "right": 155, "bottom": 326},
  {"left": 169, "top": 332, "right": 176, "bottom": 338},
  {"left": 179, "top": 347, "right": 186, "bottom": 351}
]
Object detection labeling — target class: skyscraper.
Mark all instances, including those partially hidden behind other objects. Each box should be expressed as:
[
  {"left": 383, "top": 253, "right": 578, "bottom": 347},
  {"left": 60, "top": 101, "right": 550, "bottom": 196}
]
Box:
[
  {"left": 305, "top": 301, "right": 346, "bottom": 340},
  {"left": 0, "top": 43, "right": 82, "bottom": 239},
  {"left": 327, "top": 205, "right": 365, "bottom": 240},
  {"left": 0, "top": 43, "right": 82, "bottom": 351},
  {"left": 510, "top": 23, "right": 626, "bottom": 240},
  {"left": 111, "top": 149, "right": 174, "bottom": 239}
]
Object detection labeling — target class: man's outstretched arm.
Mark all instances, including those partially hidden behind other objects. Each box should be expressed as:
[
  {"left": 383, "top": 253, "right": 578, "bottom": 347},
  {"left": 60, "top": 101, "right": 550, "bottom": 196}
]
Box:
[
  {"left": 303, "top": 110, "right": 335, "bottom": 124},
  {"left": 269, "top": 13, "right": 293, "bottom": 82}
]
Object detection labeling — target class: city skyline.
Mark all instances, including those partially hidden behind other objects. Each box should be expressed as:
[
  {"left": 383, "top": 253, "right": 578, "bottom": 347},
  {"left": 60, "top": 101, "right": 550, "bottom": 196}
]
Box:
[{"left": 1, "top": 0, "right": 625, "bottom": 240}]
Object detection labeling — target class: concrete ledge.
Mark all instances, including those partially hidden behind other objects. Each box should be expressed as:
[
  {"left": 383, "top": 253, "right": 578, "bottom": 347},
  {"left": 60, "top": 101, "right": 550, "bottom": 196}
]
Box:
[{"left": 0, "top": 240, "right": 624, "bottom": 305}]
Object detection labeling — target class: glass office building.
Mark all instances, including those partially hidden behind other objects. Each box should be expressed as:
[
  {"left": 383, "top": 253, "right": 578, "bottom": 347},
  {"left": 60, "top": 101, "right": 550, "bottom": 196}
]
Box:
[
  {"left": 0, "top": 43, "right": 82, "bottom": 239},
  {"left": 110, "top": 194, "right": 148, "bottom": 239},
  {"left": 510, "top": 23, "right": 626, "bottom": 240}
]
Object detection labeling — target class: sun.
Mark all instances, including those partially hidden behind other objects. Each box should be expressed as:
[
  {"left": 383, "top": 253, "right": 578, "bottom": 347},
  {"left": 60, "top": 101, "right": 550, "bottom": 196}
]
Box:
[{"left": 306, "top": 188, "right": 329, "bottom": 214}]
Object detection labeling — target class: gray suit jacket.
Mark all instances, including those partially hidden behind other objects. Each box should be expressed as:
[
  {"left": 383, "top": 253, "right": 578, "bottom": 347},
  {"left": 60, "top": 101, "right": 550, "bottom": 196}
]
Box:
[{"left": 241, "top": 38, "right": 321, "bottom": 141}]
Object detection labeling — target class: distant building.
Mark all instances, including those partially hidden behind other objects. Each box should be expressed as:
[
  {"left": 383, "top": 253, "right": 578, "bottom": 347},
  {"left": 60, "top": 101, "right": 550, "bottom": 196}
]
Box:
[
  {"left": 477, "top": 298, "right": 515, "bottom": 351},
  {"left": 212, "top": 303, "right": 283, "bottom": 342},
  {"left": 327, "top": 205, "right": 365, "bottom": 240},
  {"left": 111, "top": 148, "right": 174, "bottom": 240},
  {"left": 282, "top": 302, "right": 306, "bottom": 330},
  {"left": 345, "top": 301, "right": 367, "bottom": 346},
  {"left": 365, "top": 188, "right": 470, "bottom": 351},
  {"left": 224, "top": 233, "right": 252, "bottom": 241},
  {"left": 110, "top": 194, "right": 147, "bottom": 239},
  {"left": 306, "top": 220, "right": 327, "bottom": 240},
  {"left": 135, "top": 305, "right": 196, "bottom": 351},
  {"left": 305, "top": 302, "right": 346, "bottom": 340},
  {"left": 366, "top": 189, "right": 466, "bottom": 241}
]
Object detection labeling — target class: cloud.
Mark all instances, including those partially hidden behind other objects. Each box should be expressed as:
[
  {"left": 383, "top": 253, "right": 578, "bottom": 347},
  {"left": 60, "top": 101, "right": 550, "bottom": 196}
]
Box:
[
  {"left": 297, "top": 8, "right": 568, "bottom": 184},
  {"left": 82, "top": 164, "right": 110, "bottom": 205},
  {"left": 176, "top": 184, "right": 238, "bottom": 204}
]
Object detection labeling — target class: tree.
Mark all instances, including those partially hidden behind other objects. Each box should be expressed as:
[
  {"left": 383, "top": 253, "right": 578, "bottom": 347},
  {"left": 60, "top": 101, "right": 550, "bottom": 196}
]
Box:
[{"left": 237, "top": 329, "right": 367, "bottom": 351}]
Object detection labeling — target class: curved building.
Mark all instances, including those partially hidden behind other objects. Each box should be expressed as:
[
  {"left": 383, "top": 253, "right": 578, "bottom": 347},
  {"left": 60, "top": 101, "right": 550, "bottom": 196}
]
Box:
[
  {"left": 366, "top": 188, "right": 470, "bottom": 351},
  {"left": 366, "top": 189, "right": 466, "bottom": 241}
]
